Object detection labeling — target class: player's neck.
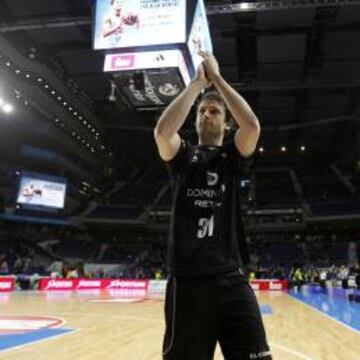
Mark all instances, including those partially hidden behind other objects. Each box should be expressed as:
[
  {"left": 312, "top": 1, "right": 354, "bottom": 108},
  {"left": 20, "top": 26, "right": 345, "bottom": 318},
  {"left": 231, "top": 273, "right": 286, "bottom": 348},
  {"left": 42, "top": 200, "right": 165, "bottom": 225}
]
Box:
[{"left": 198, "top": 135, "right": 223, "bottom": 147}]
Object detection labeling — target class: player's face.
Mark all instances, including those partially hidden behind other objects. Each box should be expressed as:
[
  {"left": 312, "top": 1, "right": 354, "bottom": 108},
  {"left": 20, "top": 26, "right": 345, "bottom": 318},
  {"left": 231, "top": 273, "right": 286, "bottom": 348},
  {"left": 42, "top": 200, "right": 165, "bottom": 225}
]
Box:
[
  {"left": 112, "top": 0, "right": 122, "bottom": 12},
  {"left": 196, "top": 100, "right": 226, "bottom": 138}
]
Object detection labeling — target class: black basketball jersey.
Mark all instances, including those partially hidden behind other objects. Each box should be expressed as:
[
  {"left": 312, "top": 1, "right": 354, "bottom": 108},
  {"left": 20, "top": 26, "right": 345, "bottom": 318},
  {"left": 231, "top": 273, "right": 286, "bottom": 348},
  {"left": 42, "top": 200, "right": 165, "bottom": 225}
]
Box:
[{"left": 164, "top": 139, "right": 254, "bottom": 276}]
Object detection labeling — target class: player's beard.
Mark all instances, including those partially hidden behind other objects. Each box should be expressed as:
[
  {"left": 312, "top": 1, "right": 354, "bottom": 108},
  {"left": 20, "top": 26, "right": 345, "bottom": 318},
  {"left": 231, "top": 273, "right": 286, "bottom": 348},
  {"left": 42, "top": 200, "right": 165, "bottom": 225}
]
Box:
[{"left": 198, "top": 126, "right": 223, "bottom": 145}]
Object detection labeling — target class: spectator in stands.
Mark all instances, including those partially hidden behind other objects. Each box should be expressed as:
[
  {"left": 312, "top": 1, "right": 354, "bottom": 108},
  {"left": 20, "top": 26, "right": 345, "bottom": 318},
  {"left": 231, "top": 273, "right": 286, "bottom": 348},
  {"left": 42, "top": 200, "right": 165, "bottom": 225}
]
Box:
[
  {"left": 66, "top": 267, "right": 79, "bottom": 279},
  {"left": 290, "top": 264, "right": 304, "bottom": 290},
  {"left": 319, "top": 268, "right": 327, "bottom": 289},
  {"left": 0, "top": 256, "right": 9, "bottom": 274},
  {"left": 13, "top": 257, "right": 23, "bottom": 274},
  {"left": 155, "top": 269, "right": 163, "bottom": 280}
]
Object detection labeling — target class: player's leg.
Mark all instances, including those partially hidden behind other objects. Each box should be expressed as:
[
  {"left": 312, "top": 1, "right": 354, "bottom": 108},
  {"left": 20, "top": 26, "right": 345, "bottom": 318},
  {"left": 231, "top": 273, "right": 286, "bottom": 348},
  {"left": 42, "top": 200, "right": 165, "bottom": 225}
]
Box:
[
  {"left": 162, "top": 276, "right": 218, "bottom": 360},
  {"left": 217, "top": 272, "right": 272, "bottom": 360}
]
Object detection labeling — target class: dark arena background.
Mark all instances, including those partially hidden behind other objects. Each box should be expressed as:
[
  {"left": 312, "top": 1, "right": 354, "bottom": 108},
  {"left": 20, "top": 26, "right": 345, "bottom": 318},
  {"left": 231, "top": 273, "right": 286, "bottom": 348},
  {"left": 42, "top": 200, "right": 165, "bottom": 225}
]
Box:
[{"left": 0, "top": 1, "right": 359, "bottom": 359}]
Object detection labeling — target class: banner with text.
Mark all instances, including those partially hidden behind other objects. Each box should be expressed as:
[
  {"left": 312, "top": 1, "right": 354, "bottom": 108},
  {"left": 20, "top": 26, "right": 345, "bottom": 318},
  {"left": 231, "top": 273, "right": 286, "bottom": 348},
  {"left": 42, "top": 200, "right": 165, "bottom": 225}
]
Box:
[{"left": 0, "top": 278, "right": 15, "bottom": 292}]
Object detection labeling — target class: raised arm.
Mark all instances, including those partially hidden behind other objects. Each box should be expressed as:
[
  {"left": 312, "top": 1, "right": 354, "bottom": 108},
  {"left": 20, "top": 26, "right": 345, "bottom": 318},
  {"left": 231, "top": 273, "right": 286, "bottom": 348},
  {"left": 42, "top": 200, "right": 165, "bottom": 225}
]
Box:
[
  {"left": 154, "top": 64, "right": 209, "bottom": 161},
  {"left": 200, "top": 51, "right": 261, "bottom": 158},
  {"left": 102, "top": 17, "right": 123, "bottom": 38}
]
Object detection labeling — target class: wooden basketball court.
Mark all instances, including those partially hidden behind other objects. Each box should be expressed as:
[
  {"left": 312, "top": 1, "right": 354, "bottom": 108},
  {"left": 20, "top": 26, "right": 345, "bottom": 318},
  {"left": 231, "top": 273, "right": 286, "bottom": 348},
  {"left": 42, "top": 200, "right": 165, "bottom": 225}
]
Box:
[{"left": 0, "top": 290, "right": 359, "bottom": 360}]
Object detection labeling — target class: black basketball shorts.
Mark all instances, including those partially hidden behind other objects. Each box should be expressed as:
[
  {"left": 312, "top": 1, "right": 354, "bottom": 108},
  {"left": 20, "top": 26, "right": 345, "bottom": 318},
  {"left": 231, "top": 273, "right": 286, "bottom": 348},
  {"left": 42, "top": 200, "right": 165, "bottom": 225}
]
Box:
[{"left": 162, "top": 270, "right": 272, "bottom": 360}]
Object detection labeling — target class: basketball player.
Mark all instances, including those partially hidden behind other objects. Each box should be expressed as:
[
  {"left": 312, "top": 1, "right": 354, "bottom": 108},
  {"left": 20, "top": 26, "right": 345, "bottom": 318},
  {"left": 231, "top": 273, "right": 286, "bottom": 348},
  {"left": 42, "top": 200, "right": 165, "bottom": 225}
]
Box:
[
  {"left": 102, "top": 0, "right": 139, "bottom": 40},
  {"left": 154, "top": 52, "right": 272, "bottom": 360}
]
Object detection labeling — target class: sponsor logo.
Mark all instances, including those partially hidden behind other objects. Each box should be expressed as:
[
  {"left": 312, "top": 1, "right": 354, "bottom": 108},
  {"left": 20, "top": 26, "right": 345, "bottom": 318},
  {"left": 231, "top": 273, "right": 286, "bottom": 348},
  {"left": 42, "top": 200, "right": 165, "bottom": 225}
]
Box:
[
  {"left": 158, "top": 83, "right": 180, "bottom": 97},
  {"left": 193, "top": 200, "right": 221, "bottom": 208},
  {"left": 187, "top": 188, "right": 218, "bottom": 198},
  {"left": 106, "top": 280, "right": 147, "bottom": 289},
  {"left": 44, "top": 280, "right": 73, "bottom": 290},
  {"left": 269, "top": 282, "right": 282, "bottom": 290},
  {"left": 206, "top": 171, "right": 219, "bottom": 186},
  {"left": 77, "top": 280, "right": 101, "bottom": 289},
  {"left": 0, "top": 282, "right": 12, "bottom": 290},
  {"left": 110, "top": 54, "right": 135, "bottom": 70},
  {"left": 128, "top": 73, "right": 164, "bottom": 105},
  {"left": 249, "top": 350, "right": 272, "bottom": 359}
]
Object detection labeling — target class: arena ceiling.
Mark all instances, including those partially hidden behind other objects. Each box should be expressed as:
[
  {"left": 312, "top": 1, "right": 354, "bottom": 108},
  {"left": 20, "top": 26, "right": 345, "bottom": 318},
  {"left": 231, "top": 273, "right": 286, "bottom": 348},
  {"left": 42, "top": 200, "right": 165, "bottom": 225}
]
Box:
[{"left": 0, "top": 0, "right": 359, "bottom": 190}]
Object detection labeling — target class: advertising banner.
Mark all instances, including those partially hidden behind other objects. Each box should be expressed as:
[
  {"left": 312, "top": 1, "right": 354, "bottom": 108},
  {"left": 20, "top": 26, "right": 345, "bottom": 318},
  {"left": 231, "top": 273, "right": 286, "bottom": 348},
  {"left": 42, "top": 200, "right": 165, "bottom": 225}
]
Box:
[
  {"left": 39, "top": 278, "right": 149, "bottom": 292},
  {"left": 94, "top": 0, "right": 186, "bottom": 50},
  {"left": 0, "top": 278, "right": 15, "bottom": 292},
  {"left": 250, "top": 280, "right": 288, "bottom": 291},
  {"left": 17, "top": 175, "right": 66, "bottom": 209}
]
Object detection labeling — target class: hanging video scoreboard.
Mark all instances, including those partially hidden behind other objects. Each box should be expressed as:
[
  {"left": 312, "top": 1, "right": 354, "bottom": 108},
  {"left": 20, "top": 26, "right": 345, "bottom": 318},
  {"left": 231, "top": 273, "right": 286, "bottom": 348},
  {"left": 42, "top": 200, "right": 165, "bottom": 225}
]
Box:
[{"left": 93, "top": 0, "right": 213, "bottom": 108}]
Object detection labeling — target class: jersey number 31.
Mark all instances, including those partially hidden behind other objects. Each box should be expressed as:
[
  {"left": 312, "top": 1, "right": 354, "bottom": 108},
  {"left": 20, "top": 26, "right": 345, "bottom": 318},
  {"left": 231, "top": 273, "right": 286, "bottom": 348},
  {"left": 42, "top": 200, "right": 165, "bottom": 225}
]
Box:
[{"left": 197, "top": 215, "right": 214, "bottom": 239}]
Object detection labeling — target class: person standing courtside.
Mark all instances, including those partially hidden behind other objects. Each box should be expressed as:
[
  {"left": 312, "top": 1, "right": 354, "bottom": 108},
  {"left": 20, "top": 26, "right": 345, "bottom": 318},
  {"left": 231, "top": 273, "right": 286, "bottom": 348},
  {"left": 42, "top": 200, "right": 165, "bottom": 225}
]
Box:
[{"left": 154, "top": 51, "right": 272, "bottom": 360}]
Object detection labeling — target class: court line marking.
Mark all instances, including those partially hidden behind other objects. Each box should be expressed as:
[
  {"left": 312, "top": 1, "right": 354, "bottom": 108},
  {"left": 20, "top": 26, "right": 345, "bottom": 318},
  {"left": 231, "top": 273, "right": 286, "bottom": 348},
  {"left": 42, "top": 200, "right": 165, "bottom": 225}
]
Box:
[
  {"left": 0, "top": 313, "right": 67, "bottom": 328},
  {"left": 287, "top": 293, "right": 360, "bottom": 335},
  {"left": 58, "top": 311, "right": 163, "bottom": 323},
  {"left": 269, "top": 342, "right": 315, "bottom": 360},
  {"left": 57, "top": 311, "right": 315, "bottom": 359},
  {"left": 0, "top": 328, "right": 80, "bottom": 355}
]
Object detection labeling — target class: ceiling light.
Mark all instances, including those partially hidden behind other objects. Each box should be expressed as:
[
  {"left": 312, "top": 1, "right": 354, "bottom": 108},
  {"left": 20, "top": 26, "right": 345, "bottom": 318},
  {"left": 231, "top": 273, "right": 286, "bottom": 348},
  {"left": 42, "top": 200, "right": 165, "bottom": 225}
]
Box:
[
  {"left": 281, "top": 146, "right": 286, "bottom": 152},
  {"left": 5, "top": 62, "right": 11, "bottom": 66},
  {"left": 259, "top": 147, "right": 264, "bottom": 153},
  {"left": 300, "top": 146, "right": 306, "bottom": 152},
  {"left": 240, "top": 3, "right": 251, "bottom": 10},
  {"left": 3, "top": 104, "right": 13, "bottom": 113}
]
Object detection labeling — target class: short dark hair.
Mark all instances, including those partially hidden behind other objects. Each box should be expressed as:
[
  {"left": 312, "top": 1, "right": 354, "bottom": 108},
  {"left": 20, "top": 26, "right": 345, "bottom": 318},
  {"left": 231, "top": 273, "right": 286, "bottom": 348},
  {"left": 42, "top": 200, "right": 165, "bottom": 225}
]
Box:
[
  {"left": 197, "top": 90, "right": 235, "bottom": 131},
  {"left": 198, "top": 90, "right": 226, "bottom": 111}
]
